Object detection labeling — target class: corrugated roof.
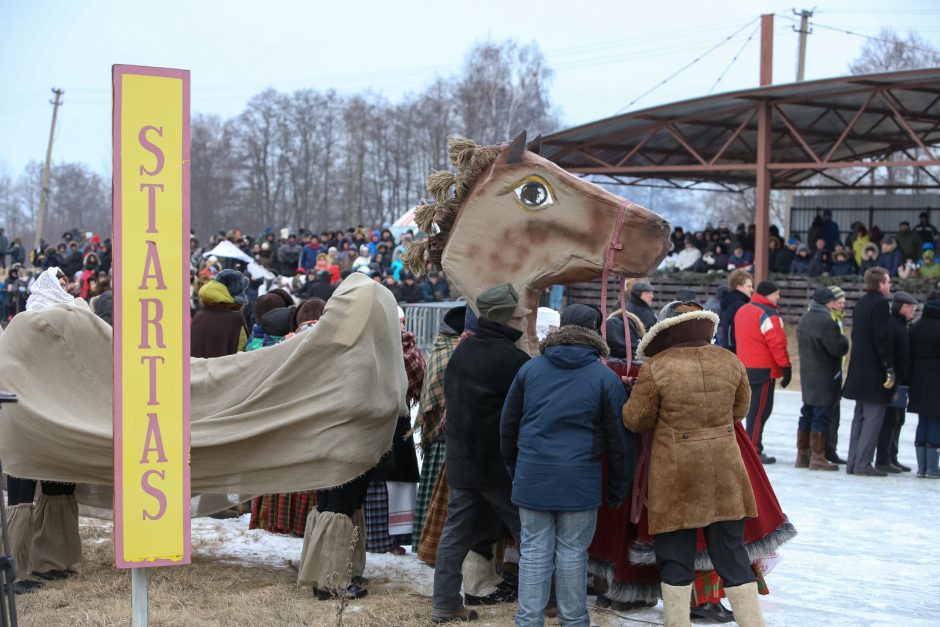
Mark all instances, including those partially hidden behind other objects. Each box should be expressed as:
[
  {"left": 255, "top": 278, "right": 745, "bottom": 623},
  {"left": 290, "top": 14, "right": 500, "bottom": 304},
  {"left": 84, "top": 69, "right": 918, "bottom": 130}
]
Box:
[{"left": 542, "top": 68, "right": 940, "bottom": 189}]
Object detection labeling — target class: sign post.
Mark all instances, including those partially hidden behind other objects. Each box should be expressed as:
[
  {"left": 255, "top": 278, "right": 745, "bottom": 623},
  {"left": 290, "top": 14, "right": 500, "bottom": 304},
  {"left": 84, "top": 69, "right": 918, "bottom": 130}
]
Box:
[{"left": 112, "top": 65, "right": 191, "bottom": 624}]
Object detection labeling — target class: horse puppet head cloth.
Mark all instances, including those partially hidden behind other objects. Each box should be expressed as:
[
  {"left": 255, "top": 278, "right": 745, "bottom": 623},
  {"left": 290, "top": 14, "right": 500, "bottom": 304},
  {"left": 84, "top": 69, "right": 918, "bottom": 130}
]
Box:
[{"left": 402, "top": 131, "right": 671, "bottom": 354}]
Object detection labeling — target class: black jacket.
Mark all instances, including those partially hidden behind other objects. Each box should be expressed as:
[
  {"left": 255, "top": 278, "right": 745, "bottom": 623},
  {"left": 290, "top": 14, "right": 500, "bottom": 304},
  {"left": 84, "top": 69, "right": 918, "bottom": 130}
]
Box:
[
  {"left": 444, "top": 318, "right": 530, "bottom": 489},
  {"left": 797, "top": 302, "right": 849, "bottom": 407},
  {"left": 717, "top": 289, "right": 749, "bottom": 352},
  {"left": 842, "top": 290, "right": 894, "bottom": 404},
  {"left": 891, "top": 310, "right": 912, "bottom": 385},
  {"left": 907, "top": 299, "right": 940, "bottom": 415},
  {"left": 626, "top": 294, "right": 657, "bottom": 332},
  {"left": 605, "top": 314, "right": 642, "bottom": 361}
]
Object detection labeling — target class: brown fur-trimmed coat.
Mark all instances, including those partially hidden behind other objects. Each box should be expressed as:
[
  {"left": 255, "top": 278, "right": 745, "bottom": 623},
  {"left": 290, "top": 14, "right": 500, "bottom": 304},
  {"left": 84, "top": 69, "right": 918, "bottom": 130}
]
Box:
[{"left": 623, "top": 309, "right": 757, "bottom": 535}]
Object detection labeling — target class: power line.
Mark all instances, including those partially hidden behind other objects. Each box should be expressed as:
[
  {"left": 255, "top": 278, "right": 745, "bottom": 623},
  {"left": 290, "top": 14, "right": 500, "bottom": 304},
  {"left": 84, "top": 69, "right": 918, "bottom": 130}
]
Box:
[
  {"left": 708, "top": 23, "right": 760, "bottom": 94},
  {"left": 615, "top": 17, "right": 761, "bottom": 114},
  {"left": 810, "top": 21, "right": 940, "bottom": 55}
]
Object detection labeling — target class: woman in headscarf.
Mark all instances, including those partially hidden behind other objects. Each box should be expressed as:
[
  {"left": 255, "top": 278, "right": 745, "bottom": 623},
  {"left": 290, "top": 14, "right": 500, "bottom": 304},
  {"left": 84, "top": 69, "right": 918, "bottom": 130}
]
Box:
[{"left": 4, "top": 268, "right": 82, "bottom": 594}]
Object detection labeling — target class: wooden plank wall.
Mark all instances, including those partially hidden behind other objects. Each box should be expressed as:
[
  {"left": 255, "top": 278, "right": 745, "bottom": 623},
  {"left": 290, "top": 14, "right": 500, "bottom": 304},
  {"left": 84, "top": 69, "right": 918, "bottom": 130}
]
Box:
[{"left": 566, "top": 274, "right": 933, "bottom": 325}]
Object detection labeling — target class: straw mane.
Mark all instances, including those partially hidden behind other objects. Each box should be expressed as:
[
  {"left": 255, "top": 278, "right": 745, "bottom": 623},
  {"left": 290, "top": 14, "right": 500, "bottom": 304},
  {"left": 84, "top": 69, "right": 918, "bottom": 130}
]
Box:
[{"left": 400, "top": 136, "right": 501, "bottom": 274}]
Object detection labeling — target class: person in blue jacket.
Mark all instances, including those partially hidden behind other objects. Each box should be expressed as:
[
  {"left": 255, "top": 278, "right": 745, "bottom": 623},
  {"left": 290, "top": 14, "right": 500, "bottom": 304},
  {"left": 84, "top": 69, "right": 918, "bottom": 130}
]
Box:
[{"left": 501, "top": 303, "right": 632, "bottom": 627}]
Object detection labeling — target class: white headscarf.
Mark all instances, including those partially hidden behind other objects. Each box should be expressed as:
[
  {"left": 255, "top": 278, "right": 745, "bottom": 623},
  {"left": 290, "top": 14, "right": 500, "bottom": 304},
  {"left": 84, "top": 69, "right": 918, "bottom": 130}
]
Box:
[
  {"left": 26, "top": 267, "right": 75, "bottom": 312},
  {"left": 536, "top": 307, "right": 561, "bottom": 341}
]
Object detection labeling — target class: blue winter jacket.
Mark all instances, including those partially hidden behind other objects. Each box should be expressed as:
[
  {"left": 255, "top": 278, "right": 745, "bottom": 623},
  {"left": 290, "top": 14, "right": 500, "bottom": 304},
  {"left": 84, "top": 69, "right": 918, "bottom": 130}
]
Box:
[{"left": 500, "top": 325, "right": 632, "bottom": 512}]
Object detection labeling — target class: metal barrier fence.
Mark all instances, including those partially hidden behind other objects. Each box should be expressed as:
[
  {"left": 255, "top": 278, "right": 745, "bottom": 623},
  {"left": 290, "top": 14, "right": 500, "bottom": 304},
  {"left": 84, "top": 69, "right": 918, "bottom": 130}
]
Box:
[{"left": 403, "top": 301, "right": 464, "bottom": 358}]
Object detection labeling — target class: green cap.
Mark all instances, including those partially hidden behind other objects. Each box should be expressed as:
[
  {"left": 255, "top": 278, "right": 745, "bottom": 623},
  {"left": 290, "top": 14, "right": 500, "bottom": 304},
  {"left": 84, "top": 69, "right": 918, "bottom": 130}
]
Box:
[{"left": 476, "top": 283, "right": 519, "bottom": 324}]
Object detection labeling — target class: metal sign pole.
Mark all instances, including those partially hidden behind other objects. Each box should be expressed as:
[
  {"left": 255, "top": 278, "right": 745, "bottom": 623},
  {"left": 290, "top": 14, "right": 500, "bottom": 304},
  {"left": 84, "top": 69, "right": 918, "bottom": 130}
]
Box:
[{"left": 131, "top": 568, "right": 149, "bottom": 626}]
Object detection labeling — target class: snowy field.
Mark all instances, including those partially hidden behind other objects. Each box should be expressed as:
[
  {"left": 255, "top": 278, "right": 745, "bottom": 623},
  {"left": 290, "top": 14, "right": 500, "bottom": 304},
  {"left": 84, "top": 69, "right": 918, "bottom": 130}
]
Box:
[{"left": 191, "top": 390, "right": 940, "bottom": 626}]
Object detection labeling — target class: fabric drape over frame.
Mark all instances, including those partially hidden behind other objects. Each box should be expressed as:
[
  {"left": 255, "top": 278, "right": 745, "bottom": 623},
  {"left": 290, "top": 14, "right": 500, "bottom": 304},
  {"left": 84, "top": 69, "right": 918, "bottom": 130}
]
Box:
[{"left": 0, "top": 273, "right": 407, "bottom": 508}]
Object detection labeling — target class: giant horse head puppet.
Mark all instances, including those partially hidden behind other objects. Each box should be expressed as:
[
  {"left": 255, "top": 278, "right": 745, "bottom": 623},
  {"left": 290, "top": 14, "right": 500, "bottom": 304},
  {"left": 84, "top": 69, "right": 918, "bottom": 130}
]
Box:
[{"left": 402, "top": 131, "right": 671, "bottom": 354}]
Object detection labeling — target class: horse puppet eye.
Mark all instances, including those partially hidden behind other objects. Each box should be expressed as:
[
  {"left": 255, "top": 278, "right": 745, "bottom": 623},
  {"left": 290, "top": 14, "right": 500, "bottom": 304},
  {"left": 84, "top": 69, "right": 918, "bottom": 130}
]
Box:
[{"left": 513, "top": 177, "right": 555, "bottom": 211}]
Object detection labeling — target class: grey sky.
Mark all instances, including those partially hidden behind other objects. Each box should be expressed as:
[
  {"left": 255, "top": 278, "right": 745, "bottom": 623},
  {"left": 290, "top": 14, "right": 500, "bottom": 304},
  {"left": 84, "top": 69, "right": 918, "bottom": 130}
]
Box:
[{"left": 1, "top": 0, "right": 939, "bottom": 176}]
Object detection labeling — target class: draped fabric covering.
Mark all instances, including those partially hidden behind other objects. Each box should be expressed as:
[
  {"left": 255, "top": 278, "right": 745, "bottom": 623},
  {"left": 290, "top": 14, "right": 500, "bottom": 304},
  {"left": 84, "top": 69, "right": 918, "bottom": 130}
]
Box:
[{"left": 0, "top": 273, "right": 407, "bottom": 509}]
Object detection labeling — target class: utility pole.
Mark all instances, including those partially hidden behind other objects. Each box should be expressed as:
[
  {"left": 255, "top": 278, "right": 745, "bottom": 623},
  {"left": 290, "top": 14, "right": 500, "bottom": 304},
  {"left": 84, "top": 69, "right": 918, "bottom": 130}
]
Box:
[
  {"left": 794, "top": 9, "right": 814, "bottom": 81},
  {"left": 785, "top": 9, "right": 814, "bottom": 238},
  {"left": 34, "top": 87, "right": 64, "bottom": 253}
]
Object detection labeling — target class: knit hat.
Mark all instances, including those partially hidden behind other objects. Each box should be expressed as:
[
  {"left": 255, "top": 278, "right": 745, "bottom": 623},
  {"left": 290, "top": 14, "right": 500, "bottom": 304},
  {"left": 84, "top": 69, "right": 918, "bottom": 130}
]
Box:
[
  {"left": 893, "top": 291, "right": 918, "bottom": 306},
  {"left": 476, "top": 283, "right": 518, "bottom": 324},
  {"left": 829, "top": 285, "right": 846, "bottom": 300},
  {"left": 559, "top": 303, "right": 602, "bottom": 333},
  {"left": 213, "top": 269, "right": 249, "bottom": 305},
  {"left": 756, "top": 280, "right": 779, "bottom": 297},
  {"left": 631, "top": 281, "right": 654, "bottom": 296},
  {"left": 812, "top": 286, "right": 835, "bottom": 305}
]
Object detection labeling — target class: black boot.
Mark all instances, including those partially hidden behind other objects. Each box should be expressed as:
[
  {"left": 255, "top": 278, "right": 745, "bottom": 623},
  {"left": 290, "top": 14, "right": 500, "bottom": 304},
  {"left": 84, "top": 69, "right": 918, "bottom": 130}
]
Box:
[
  {"left": 825, "top": 448, "right": 847, "bottom": 464},
  {"left": 690, "top": 601, "right": 735, "bottom": 623}
]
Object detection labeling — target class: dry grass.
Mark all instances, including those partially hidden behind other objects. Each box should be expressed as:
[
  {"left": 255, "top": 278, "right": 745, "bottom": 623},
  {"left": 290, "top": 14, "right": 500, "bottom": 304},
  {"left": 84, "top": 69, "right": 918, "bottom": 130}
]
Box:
[{"left": 16, "top": 519, "right": 650, "bottom": 626}]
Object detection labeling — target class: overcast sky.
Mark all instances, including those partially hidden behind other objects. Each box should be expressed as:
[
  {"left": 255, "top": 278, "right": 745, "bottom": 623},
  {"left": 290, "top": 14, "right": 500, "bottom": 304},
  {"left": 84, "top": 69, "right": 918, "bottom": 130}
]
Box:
[{"left": 1, "top": 0, "right": 939, "bottom": 176}]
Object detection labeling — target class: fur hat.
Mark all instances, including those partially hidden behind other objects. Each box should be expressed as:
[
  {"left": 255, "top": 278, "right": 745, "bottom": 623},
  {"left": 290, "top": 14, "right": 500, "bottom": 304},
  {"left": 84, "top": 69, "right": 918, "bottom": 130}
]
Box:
[
  {"left": 638, "top": 301, "right": 717, "bottom": 360},
  {"left": 476, "top": 283, "right": 518, "bottom": 324},
  {"left": 213, "top": 269, "right": 249, "bottom": 305}
]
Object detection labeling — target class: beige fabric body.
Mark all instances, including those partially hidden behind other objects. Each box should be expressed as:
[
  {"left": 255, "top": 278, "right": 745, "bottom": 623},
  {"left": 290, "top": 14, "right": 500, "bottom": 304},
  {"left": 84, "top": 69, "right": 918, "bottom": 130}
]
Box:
[
  {"left": 297, "top": 508, "right": 355, "bottom": 589},
  {"left": 30, "top": 493, "right": 81, "bottom": 573},
  {"left": 351, "top": 507, "right": 365, "bottom": 578},
  {"left": 0, "top": 274, "right": 407, "bottom": 508},
  {"left": 461, "top": 548, "right": 501, "bottom": 597},
  {"left": 5, "top": 504, "right": 33, "bottom": 582}
]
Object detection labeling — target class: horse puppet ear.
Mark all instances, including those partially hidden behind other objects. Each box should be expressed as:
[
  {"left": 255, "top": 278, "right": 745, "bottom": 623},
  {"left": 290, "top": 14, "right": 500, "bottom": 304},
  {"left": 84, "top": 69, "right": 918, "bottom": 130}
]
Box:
[
  {"left": 526, "top": 134, "right": 542, "bottom": 155},
  {"left": 495, "top": 130, "right": 527, "bottom": 166}
]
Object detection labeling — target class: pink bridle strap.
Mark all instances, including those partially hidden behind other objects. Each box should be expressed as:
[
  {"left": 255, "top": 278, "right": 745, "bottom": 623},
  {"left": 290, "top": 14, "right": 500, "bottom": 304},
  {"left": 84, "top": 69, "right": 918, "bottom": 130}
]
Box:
[{"left": 599, "top": 202, "right": 631, "bottom": 372}]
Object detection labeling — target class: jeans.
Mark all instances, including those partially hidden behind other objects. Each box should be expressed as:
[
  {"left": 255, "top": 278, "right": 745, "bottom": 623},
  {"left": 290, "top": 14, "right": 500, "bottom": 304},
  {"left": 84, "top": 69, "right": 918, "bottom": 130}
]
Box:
[
  {"left": 799, "top": 404, "right": 830, "bottom": 433},
  {"left": 549, "top": 285, "right": 565, "bottom": 311},
  {"left": 516, "top": 508, "right": 597, "bottom": 627}
]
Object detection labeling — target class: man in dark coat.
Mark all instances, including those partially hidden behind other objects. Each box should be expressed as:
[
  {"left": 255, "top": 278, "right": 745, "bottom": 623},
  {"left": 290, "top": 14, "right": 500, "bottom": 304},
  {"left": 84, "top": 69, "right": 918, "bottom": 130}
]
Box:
[
  {"left": 296, "top": 270, "right": 335, "bottom": 302},
  {"left": 796, "top": 288, "right": 849, "bottom": 471},
  {"left": 626, "top": 281, "right": 657, "bottom": 331},
  {"left": 875, "top": 291, "right": 917, "bottom": 473},
  {"left": 908, "top": 292, "right": 940, "bottom": 478},
  {"left": 717, "top": 270, "right": 753, "bottom": 352},
  {"left": 842, "top": 267, "right": 895, "bottom": 477},
  {"left": 500, "top": 304, "right": 631, "bottom": 625},
  {"left": 431, "top": 284, "right": 530, "bottom": 624}
]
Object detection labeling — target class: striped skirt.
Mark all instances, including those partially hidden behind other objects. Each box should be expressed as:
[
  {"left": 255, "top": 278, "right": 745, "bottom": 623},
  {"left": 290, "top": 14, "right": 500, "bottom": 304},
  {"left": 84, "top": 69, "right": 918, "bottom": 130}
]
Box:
[
  {"left": 412, "top": 441, "right": 446, "bottom": 549},
  {"left": 249, "top": 492, "right": 316, "bottom": 537}
]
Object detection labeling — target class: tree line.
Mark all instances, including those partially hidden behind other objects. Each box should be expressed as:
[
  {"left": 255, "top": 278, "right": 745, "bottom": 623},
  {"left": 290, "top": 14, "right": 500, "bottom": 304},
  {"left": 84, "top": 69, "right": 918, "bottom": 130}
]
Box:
[{"left": 0, "top": 40, "right": 558, "bottom": 244}]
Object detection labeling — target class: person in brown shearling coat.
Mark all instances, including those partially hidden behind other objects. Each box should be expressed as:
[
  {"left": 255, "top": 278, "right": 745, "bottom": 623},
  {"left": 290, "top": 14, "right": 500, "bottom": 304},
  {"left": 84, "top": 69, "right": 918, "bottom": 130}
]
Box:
[{"left": 623, "top": 300, "right": 765, "bottom": 627}]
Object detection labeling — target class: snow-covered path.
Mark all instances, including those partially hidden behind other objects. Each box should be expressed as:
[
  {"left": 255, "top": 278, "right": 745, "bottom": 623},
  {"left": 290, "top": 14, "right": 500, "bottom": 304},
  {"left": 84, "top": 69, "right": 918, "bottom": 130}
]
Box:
[{"left": 195, "top": 391, "right": 940, "bottom": 626}]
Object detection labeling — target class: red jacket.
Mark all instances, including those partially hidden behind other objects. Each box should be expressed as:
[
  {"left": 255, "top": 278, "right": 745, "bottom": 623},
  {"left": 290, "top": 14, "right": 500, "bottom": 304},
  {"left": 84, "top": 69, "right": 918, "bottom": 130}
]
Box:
[{"left": 733, "top": 293, "right": 791, "bottom": 378}]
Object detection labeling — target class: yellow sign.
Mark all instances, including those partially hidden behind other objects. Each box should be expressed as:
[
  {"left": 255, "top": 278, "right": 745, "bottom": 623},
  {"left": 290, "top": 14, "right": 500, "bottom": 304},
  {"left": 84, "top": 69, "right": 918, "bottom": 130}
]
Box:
[{"left": 112, "top": 65, "right": 191, "bottom": 567}]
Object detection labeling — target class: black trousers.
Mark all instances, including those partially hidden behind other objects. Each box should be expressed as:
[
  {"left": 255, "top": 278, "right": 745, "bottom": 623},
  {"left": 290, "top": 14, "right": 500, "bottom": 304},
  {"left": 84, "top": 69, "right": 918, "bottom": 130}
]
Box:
[
  {"left": 876, "top": 407, "right": 905, "bottom": 465},
  {"left": 6, "top": 476, "right": 75, "bottom": 506},
  {"left": 745, "top": 380, "right": 775, "bottom": 454},
  {"left": 315, "top": 471, "right": 372, "bottom": 518},
  {"left": 654, "top": 519, "right": 755, "bottom": 588}
]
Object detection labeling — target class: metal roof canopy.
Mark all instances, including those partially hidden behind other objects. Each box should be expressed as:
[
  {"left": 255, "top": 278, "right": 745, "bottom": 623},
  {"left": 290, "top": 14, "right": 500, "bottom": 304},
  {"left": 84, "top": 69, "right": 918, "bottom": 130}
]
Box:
[
  {"left": 542, "top": 67, "right": 940, "bottom": 192},
  {"left": 543, "top": 15, "right": 940, "bottom": 281}
]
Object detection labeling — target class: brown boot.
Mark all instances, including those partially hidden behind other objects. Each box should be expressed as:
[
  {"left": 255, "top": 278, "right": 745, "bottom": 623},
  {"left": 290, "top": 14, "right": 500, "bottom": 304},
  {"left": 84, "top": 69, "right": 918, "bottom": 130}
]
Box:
[
  {"left": 809, "top": 432, "right": 838, "bottom": 471},
  {"left": 795, "top": 430, "right": 810, "bottom": 468}
]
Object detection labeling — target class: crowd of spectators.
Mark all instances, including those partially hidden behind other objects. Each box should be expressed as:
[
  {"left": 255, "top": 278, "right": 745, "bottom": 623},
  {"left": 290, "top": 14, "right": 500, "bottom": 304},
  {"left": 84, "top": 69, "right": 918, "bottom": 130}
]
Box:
[
  {"left": 661, "top": 210, "right": 940, "bottom": 282},
  {"left": 0, "top": 224, "right": 453, "bottom": 323}
]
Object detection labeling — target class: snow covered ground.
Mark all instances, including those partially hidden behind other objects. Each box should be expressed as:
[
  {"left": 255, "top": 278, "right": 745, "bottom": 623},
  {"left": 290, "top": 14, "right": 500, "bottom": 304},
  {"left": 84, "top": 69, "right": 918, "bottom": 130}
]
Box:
[{"left": 193, "top": 391, "right": 940, "bottom": 626}]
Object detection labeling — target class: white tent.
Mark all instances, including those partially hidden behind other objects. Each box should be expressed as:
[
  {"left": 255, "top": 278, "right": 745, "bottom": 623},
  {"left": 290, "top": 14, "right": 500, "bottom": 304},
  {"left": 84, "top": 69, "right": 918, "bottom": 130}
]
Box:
[{"left": 201, "top": 240, "right": 253, "bottom": 264}]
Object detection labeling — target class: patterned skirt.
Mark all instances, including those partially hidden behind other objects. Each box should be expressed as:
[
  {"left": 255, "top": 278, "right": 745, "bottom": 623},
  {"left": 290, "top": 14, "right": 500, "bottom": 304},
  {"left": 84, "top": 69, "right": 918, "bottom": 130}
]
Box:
[
  {"left": 412, "top": 441, "right": 446, "bottom": 549},
  {"left": 417, "top": 463, "right": 449, "bottom": 565},
  {"left": 364, "top": 480, "right": 411, "bottom": 553},
  {"left": 249, "top": 492, "right": 316, "bottom": 536}
]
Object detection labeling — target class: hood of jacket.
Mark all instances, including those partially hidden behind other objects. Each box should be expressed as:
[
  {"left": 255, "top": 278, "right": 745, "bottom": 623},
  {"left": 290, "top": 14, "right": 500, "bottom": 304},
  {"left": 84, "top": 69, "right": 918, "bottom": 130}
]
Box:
[
  {"left": 637, "top": 309, "right": 719, "bottom": 360},
  {"left": 539, "top": 324, "right": 609, "bottom": 368}
]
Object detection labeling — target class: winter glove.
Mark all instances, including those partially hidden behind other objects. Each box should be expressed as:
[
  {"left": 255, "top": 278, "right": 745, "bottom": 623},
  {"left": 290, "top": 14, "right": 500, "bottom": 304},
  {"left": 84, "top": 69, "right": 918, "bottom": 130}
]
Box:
[
  {"left": 883, "top": 367, "right": 896, "bottom": 390},
  {"left": 780, "top": 367, "right": 792, "bottom": 389}
]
